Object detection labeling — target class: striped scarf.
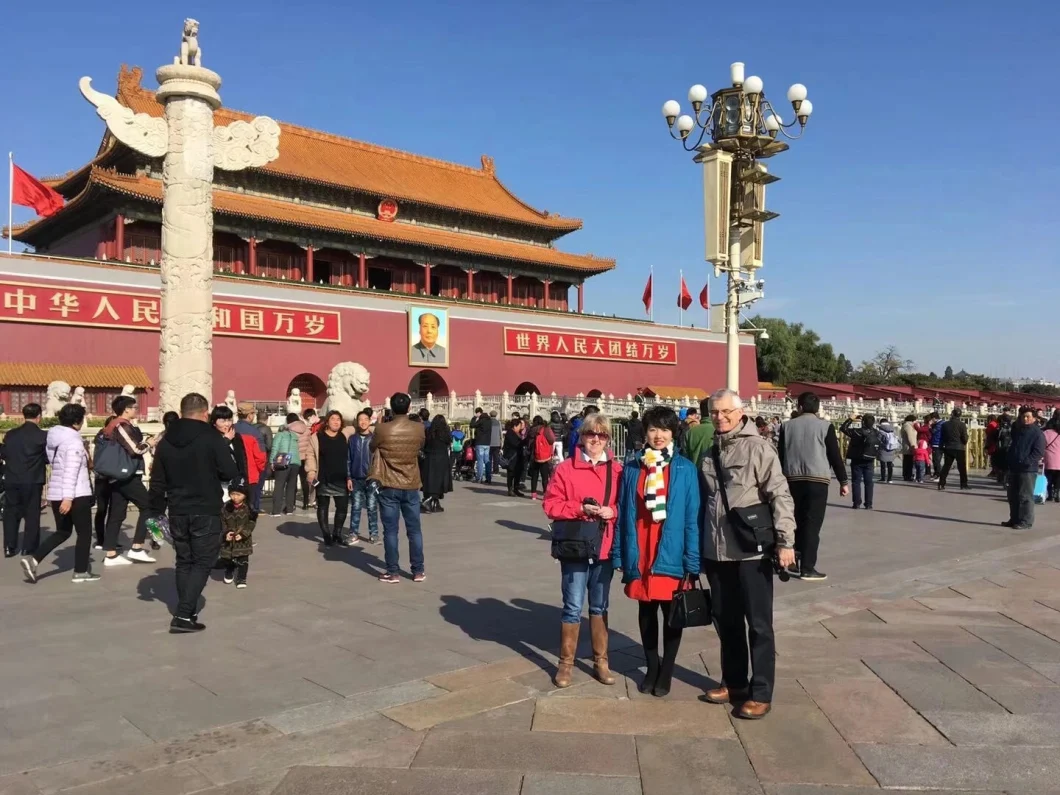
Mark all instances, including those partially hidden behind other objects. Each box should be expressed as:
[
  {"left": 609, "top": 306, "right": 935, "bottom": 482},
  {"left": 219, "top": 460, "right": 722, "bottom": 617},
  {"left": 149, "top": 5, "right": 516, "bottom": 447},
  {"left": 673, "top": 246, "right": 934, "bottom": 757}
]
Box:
[{"left": 641, "top": 444, "right": 673, "bottom": 522}]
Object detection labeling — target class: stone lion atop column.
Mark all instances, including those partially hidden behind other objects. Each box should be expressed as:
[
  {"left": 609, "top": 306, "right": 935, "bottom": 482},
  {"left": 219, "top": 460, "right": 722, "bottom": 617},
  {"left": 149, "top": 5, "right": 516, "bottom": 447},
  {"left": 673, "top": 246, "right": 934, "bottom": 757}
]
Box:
[
  {"left": 321, "top": 363, "right": 371, "bottom": 422},
  {"left": 44, "top": 381, "right": 72, "bottom": 418}
]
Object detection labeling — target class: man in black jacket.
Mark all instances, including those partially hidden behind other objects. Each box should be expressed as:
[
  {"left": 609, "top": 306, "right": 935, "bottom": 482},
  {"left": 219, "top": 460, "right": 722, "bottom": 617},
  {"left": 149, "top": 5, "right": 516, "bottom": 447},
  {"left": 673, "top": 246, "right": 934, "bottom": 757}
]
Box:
[
  {"left": 1003, "top": 406, "right": 1046, "bottom": 530},
  {"left": 625, "top": 411, "right": 645, "bottom": 460},
  {"left": 149, "top": 393, "right": 239, "bottom": 633},
  {"left": 469, "top": 408, "right": 493, "bottom": 483},
  {"left": 937, "top": 409, "right": 970, "bottom": 490},
  {"left": 2, "top": 404, "right": 47, "bottom": 557}
]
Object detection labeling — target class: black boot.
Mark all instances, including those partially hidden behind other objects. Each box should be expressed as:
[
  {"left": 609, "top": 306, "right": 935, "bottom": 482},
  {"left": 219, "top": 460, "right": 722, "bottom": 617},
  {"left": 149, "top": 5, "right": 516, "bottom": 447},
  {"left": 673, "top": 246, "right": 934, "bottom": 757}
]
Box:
[
  {"left": 431, "top": 497, "right": 445, "bottom": 513},
  {"left": 653, "top": 619, "right": 683, "bottom": 698},
  {"left": 639, "top": 650, "right": 660, "bottom": 694}
]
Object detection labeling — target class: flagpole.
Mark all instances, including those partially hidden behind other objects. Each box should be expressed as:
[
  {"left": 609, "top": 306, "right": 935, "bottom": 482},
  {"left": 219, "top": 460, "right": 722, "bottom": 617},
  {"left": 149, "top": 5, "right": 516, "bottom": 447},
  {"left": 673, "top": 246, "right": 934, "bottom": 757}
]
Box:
[
  {"left": 7, "top": 152, "right": 12, "bottom": 255},
  {"left": 649, "top": 265, "right": 654, "bottom": 323},
  {"left": 679, "top": 269, "right": 684, "bottom": 328}
]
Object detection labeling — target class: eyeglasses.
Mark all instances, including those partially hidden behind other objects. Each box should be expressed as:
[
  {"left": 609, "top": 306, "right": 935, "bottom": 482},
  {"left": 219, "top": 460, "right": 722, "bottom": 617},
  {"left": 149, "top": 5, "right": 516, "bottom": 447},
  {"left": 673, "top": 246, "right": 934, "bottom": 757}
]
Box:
[
  {"left": 709, "top": 408, "right": 740, "bottom": 418},
  {"left": 581, "top": 431, "right": 610, "bottom": 441}
]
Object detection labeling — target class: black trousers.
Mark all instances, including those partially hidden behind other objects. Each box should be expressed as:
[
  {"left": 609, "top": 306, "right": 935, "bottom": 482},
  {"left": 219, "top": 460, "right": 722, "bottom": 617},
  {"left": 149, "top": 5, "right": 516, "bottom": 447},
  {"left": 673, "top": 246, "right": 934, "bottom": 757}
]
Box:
[
  {"left": 317, "top": 494, "right": 349, "bottom": 540},
  {"left": 705, "top": 557, "right": 775, "bottom": 703},
  {"left": 530, "top": 461, "right": 553, "bottom": 494},
  {"left": 299, "top": 468, "right": 314, "bottom": 508},
  {"left": 490, "top": 446, "right": 501, "bottom": 476},
  {"left": 931, "top": 449, "right": 943, "bottom": 477},
  {"left": 272, "top": 464, "right": 301, "bottom": 514},
  {"left": 902, "top": 453, "right": 914, "bottom": 481},
  {"left": 506, "top": 457, "right": 525, "bottom": 494},
  {"left": 93, "top": 479, "right": 112, "bottom": 546},
  {"left": 35, "top": 497, "right": 93, "bottom": 574},
  {"left": 939, "top": 450, "right": 968, "bottom": 489},
  {"left": 879, "top": 460, "right": 893, "bottom": 482},
  {"left": 104, "top": 476, "right": 152, "bottom": 550},
  {"left": 1008, "top": 472, "right": 1037, "bottom": 527},
  {"left": 224, "top": 556, "right": 249, "bottom": 583},
  {"left": 1046, "top": 470, "right": 1060, "bottom": 500},
  {"left": 638, "top": 599, "right": 682, "bottom": 685},
  {"left": 788, "top": 480, "right": 828, "bottom": 572},
  {"left": 170, "top": 515, "right": 222, "bottom": 619},
  {"left": 3, "top": 483, "right": 43, "bottom": 554}
]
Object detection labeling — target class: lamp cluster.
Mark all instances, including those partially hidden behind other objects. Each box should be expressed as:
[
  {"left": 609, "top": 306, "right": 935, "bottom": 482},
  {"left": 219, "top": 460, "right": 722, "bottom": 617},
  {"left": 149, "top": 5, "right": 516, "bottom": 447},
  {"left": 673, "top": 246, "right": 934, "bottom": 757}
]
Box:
[{"left": 661, "top": 62, "right": 813, "bottom": 153}]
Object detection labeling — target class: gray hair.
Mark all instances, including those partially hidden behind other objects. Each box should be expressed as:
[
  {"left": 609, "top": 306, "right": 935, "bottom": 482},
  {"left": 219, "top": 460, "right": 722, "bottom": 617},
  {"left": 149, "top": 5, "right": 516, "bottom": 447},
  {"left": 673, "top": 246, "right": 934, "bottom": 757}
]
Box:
[{"left": 709, "top": 388, "right": 744, "bottom": 409}]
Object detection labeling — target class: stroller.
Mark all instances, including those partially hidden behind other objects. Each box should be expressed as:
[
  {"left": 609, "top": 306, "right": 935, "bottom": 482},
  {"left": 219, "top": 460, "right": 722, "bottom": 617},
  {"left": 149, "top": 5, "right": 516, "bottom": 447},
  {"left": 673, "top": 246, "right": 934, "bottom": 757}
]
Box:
[{"left": 453, "top": 439, "right": 477, "bottom": 482}]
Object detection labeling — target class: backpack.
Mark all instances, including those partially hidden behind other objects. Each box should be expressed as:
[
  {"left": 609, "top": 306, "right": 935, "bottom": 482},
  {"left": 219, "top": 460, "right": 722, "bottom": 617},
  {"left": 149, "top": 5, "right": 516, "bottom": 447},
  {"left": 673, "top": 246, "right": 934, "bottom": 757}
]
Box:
[
  {"left": 884, "top": 431, "right": 900, "bottom": 453},
  {"left": 93, "top": 435, "right": 137, "bottom": 482},
  {"left": 998, "top": 425, "right": 1012, "bottom": 451},
  {"left": 862, "top": 429, "right": 881, "bottom": 460},
  {"left": 534, "top": 429, "right": 552, "bottom": 463}
]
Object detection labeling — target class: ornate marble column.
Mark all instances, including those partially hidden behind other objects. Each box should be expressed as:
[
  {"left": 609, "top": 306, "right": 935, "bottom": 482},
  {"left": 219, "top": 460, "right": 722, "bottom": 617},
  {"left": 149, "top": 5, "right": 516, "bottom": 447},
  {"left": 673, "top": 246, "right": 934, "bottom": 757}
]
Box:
[{"left": 79, "top": 19, "right": 279, "bottom": 411}]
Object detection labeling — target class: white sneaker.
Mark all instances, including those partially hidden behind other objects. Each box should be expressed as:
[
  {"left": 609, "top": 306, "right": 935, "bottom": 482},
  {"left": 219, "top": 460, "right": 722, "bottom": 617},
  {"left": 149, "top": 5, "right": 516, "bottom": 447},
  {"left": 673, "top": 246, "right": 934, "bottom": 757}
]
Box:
[
  {"left": 105, "top": 555, "right": 133, "bottom": 567},
  {"left": 125, "top": 549, "right": 156, "bottom": 564}
]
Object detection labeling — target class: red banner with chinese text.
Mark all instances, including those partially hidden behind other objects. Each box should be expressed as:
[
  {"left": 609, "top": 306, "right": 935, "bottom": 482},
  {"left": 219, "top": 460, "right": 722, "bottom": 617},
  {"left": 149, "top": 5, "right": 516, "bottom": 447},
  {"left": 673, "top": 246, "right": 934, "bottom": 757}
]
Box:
[
  {"left": 0, "top": 281, "right": 341, "bottom": 343},
  {"left": 504, "top": 327, "right": 677, "bottom": 365}
]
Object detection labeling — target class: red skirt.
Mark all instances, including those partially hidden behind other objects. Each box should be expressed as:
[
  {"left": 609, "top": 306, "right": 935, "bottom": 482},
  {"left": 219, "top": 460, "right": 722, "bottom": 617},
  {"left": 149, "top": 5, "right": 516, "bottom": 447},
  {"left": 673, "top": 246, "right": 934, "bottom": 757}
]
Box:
[{"left": 624, "top": 467, "right": 681, "bottom": 602}]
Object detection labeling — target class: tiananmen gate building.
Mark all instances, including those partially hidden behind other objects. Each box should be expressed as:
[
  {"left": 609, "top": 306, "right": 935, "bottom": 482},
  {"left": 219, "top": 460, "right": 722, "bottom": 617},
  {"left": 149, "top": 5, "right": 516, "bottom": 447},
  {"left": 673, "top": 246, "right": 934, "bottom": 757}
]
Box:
[{"left": 2, "top": 65, "right": 756, "bottom": 413}]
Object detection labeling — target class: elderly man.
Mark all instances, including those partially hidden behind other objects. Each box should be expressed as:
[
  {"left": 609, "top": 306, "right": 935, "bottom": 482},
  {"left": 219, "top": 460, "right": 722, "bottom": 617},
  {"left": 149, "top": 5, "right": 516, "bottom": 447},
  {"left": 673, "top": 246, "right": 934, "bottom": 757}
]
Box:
[{"left": 699, "top": 388, "right": 796, "bottom": 720}]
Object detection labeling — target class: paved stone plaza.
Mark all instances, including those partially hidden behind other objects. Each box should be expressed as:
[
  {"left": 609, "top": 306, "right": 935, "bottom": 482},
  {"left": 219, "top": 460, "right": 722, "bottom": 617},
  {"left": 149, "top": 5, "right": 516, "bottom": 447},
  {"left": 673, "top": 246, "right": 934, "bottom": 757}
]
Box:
[{"left": 1, "top": 475, "right": 1059, "bottom": 794}]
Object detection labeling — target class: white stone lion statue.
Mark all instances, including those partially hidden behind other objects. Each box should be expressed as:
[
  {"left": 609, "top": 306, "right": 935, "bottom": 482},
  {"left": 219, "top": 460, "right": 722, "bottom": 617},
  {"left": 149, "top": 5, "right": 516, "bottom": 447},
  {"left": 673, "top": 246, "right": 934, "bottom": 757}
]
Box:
[
  {"left": 120, "top": 385, "right": 136, "bottom": 397},
  {"left": 70, "top": 386, "right": 86, "bottom": 406},
  {"left": 224, "top": 390, "right": 237, "bottom": 413},
  {"left": 44, "top": 380, "right": 72, "bottom": 418},
  {"left": 321, "top": 363, "right": 371, "bottom": 423},
  {"left": 286, "top": 388, "right": 302, "bottom": 415}
]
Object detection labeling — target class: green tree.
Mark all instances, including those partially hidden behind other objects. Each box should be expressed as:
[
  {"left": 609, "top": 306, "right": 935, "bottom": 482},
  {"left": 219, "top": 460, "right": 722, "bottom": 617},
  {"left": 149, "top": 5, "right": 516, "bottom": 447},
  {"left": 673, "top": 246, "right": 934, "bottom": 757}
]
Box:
[
  {"left": 944, "top": 365, "right": 954, "bottom": 380},
  {"left": 857, "top": 346, "right": 914, "bottom": 384},
  {"left": 745, "top": 316, "right": 850, "bottom": 386}
]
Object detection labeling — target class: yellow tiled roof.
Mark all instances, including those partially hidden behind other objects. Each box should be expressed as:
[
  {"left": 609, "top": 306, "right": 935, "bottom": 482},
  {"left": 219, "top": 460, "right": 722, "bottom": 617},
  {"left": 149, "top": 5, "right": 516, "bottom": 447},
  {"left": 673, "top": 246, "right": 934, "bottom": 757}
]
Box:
[{"left": 0, "top": 363, "right": 152, "bottom": 389}]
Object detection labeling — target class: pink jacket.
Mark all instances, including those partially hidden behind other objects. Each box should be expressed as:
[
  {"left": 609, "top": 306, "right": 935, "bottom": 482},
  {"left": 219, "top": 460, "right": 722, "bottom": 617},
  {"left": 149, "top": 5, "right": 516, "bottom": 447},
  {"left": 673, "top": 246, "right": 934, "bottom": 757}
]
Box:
[
  {"left": 1045, "top": 430, "right": 1060, "bottom": 471},
  {"left": 46, "top": 425, "right": 92, "bottom": 501},
  {"left": 543, "top": 453, "right": 623, "bottom": 560},
  {"left": 914, "top": 439, "right": 932, "bottom": 464}
]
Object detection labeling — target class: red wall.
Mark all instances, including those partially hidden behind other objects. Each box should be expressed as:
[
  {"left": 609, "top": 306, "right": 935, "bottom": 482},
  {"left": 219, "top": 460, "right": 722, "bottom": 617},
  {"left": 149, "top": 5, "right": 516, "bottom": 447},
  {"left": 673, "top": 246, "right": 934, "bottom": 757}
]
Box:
[{"left": 0, "top": 295, "right": 757, "bottom": 409}]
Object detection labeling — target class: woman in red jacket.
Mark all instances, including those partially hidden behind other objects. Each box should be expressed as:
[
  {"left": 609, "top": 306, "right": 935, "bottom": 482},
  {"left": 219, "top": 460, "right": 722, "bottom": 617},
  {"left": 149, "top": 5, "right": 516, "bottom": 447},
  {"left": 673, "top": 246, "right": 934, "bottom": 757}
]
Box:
[{"left": 543, "top": 412, "right": 623, "bottom": 689}]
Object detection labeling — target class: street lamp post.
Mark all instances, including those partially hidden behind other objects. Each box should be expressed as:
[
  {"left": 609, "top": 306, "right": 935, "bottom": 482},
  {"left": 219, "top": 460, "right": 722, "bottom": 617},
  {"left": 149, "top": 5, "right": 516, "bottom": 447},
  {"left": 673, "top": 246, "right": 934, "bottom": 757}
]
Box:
[{"left": 660, "top": 62, "right": 812, "bottom": 392}]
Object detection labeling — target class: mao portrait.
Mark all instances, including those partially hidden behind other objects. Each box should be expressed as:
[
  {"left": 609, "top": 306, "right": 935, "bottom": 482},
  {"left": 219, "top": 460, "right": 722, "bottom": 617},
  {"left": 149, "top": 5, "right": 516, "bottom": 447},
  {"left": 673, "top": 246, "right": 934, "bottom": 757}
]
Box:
[{"left": 408, "top": 307, "right": 449, "bottom": 368}]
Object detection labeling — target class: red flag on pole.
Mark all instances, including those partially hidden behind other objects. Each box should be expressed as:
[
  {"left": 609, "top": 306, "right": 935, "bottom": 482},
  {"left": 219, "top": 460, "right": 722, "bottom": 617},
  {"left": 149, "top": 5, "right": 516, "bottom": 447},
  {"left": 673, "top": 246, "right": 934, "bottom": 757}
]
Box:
[
  {"left": 677, "top": 275, "right": 692, "bottom": 310},
  {"left": 699, "top": 282, "right": 709, "bottom": 309},
  {"left": 642, "top": 273, "right": 653, "bottom": 315},
  {"left": 11, "top": 164, "right": 64, "bottom": 217}
]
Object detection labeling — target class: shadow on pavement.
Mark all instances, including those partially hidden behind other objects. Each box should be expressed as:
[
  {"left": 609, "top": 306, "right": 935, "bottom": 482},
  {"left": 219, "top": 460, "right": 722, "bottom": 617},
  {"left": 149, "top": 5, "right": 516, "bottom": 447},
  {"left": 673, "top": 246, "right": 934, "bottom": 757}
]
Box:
[{"left": 495, "top": 518, "right": 550, "bottom": 540}]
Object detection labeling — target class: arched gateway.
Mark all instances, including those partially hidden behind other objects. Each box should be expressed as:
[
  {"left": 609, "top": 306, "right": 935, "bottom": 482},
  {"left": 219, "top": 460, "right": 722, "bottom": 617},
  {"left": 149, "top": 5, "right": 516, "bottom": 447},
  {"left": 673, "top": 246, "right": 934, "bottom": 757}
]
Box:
[
  {"left": 287, "top": 373, "right": 326, "bottom": 410},
  {"left": 409, "top": 370, "right": 449, "bottom": 399}
]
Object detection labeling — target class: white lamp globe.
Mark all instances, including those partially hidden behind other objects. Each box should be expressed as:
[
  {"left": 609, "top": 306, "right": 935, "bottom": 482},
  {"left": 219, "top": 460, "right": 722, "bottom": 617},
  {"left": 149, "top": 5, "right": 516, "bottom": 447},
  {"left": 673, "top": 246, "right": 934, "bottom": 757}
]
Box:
[
  {"left": 662, "top": 100, "right": 681, "bottom": 120},
  {"left": 676, "top": 115, "right": 695, "bottom": 136},
  {"left": 742, "top": 75, "right": 763, "bottom": 95},
  {"left": 687, "top": 84, "right": 708, "bottom": 104},
  {"left": 787, "top": 83, "right": 808, "bottom": 103},
  {"left": 764, "top": 114, "right": 781, "bottom": 131},
  {"left": 797, "top": 99, "right": 813, "bottom": 119}
]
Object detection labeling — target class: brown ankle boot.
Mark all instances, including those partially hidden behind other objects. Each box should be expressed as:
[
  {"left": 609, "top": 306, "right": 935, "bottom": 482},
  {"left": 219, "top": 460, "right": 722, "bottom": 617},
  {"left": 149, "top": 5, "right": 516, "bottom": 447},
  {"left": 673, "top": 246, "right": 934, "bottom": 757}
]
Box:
[
  {"left": 554, "top": 623, "right": 579, "bottom": 688},
  {"left": 589, "top": 615, "right": 616, "bottom": 685}
]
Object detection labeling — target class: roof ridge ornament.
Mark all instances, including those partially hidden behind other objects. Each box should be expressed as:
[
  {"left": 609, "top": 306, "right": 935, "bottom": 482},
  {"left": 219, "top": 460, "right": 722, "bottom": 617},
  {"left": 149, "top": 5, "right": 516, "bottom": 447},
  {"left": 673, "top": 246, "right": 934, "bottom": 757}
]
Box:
[{"left": 480, "top": 154, "right": 495, "bottom": 174}]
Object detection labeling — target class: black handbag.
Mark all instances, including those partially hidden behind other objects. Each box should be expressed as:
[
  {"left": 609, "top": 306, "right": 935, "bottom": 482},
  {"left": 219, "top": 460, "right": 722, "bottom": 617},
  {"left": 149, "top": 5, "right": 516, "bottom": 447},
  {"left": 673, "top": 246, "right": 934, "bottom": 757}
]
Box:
[
  {"left": 550, "top": 462, "right": 613, "bottom": 563},
  {"left": 669, "top": 575, "right": 712, "bottom": 630},
  {"left": 710, "top": 443, "right": 776, "bottom": 554}
]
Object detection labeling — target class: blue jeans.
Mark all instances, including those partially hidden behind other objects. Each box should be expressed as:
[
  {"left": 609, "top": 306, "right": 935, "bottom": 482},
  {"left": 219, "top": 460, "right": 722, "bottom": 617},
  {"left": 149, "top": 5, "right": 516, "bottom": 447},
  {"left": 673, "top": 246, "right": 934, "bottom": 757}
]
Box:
[
  {"left": 850, "top": 461, "right": 875, "bottom": 508},
  {"left": 475, "top": 445, "right": 491, "bottom": 482},
  {"left": 350, "top": 478, "right": 379, "bottom": 539},
  {"left": 914, "top": 461, "right": 926, "bottom": 482},
  {"left": 378, "top": 488, "right": 424, "bottom": 575},
  {"left": 560, "top": 559, "right": 614, "bottom": 624}
]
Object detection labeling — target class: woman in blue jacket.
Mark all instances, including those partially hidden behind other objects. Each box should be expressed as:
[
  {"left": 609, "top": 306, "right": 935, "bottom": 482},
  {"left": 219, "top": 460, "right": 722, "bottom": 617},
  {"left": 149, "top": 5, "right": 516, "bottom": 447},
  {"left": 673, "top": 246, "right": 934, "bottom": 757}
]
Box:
[{"left": 613, "top": 406, "right": 700, "bottom": 697}]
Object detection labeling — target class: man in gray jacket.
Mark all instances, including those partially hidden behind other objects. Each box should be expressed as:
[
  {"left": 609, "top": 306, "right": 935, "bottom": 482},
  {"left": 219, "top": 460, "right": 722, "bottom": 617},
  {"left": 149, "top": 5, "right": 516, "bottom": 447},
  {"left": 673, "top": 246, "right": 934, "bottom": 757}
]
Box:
[{"left": 699, "top": 389, "right": 795, "bottom": 720}]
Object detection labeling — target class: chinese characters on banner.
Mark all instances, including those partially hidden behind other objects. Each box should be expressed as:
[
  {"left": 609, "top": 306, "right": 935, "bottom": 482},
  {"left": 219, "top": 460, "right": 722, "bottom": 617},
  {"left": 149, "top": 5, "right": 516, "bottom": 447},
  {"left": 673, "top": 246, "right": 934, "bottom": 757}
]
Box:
[
  {"left": 0, "top": 281, "right": 341, "bottom": 343},
  {"left": 503, "top": 327, "right": 677, "bottom": 365}
]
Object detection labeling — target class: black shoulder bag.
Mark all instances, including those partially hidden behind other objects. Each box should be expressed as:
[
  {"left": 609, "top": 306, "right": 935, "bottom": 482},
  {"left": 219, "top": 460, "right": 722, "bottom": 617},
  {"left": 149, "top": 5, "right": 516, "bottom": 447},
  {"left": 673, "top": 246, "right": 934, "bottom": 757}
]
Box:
[
  {"left": 669, "top": 575, "right": 712, "bottom": 630},
  {"left": 710, "top": 443, "right": 776, "bottom": 554},
  {"left": 550, "top": 462, "right": 613, "bottom": 563}
]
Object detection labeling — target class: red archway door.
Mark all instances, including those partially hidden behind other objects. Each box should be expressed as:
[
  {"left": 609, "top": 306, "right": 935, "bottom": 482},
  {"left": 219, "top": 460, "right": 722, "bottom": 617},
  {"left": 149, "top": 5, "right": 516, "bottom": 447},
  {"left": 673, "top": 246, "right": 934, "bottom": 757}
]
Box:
[
  {"left": 586, "top": 389, "right": 603, "bottom": 399},
  {"left": 287, "top": 373, "right": 326, "bottom": 410},
  {"left": 409, "top": 370, "right": 449, "bottom": 399},
  {"left": 514, "top": 381, "right": 540, "bottom": 396}
]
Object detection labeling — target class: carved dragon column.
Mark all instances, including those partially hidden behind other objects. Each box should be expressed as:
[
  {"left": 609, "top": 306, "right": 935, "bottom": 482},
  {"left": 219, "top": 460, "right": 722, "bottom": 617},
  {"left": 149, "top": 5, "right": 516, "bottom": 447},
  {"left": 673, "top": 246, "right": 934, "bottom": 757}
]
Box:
[{"left": 79, "top": 19, "right": 279, "bottom": 411}]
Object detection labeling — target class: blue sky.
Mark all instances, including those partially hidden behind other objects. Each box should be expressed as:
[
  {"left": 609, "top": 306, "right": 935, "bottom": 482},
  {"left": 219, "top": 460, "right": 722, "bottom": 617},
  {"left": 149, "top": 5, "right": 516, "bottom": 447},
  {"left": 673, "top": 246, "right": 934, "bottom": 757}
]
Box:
[{"left": 4, "top": 1, "right": 1058, "bottom": 379}]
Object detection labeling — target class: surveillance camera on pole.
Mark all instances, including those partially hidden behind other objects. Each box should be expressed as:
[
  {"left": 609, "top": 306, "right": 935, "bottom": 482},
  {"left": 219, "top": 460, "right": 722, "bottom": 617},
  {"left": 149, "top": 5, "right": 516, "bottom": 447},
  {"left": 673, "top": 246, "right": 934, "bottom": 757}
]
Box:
[{"left": 660, "top": 63, "right": 813, "bottom": 391}]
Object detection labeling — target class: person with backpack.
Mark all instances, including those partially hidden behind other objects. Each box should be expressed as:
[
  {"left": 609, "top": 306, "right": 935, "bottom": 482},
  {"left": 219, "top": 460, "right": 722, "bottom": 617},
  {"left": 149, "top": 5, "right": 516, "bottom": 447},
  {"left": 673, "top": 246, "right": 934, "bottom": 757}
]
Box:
[
  {"left": 268, "top": 414, "right": 302, "bottom": 517},
  {"left": 876, "top": 420, "right": 899, "bottom": 484},
  {"left": 929, "top": 414, "right": 945, "bottom": 482},
  {"left": 937, "top": 408, "right": 970, "bottom": 491},
  {"left": 994, "top": 414, "right": 1013, "bottom": 485},
  {"left": 841, "top": 414, "right": 881, "bottom": 509},
  {"left": 527, "top": 416, "right": 556, "bottom": 500}
]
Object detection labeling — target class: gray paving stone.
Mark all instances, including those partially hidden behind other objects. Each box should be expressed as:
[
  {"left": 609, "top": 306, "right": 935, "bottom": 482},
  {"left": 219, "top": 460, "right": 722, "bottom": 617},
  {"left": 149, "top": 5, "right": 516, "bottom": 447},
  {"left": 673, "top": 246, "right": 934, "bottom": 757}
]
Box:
[
  {"left": 521, "top": 773, "right": 642, "bottom": 795},
  {"left": 966, "top": 624, "right": 1060, "bottom": 665},
  {"left": 265, "top": 680, "right": 444, "bottom": 734},
  {"left": 175, "top": 770, "right": 287, "bottom": 795},
  {"left": 271, "top": 766, "right": 523, "bottom": 795},
  {"left": 636, "top": 737, "right": 760, "bottom": 795},
  {"left": 0, "top": 773, "right": 44, "bottom": 795},
  {"left": 118, "top": 685, "right": 271, "bottom": 742},
  {"left": 0, "top": 716, "right": 153, "bottom": 777},
  {"left": 313, "top": 731, "right": 426, "bottom": 769},
  {"left": 434, "top": 700, "right": 536, "bottom": 731},
  {"left": 864, "top": 660, "right": 1005, "bottom": 713},
  {"left": 411, "top": 730, "right": 639, "bottom": 775},
  {"left": 426, "top": 656, "right": 545, "bottom": 690},
  {"left": 192, "top": 713, "right": 407, "bottom": 786},
  {"left": 382, "top": 680, "right": 533, "bottom": 731},
  {"left": 49, "top": 761, "right": 210, "bottom": 795},
  {"left": 799, "top": 677, "right": 945, "bottom": 745},
  {"left": 923, "top": 710, "right": 1060, "bottom": 745},
  {"left": 733, "top": 705, "right": 876, "bottom": 787},
  {"left": 854, "top": 743, "right": 1060, "bottom": 790},
  {"left": 762, "top": 787, "right": 993, "bottom": 795},
  {"left": 979, "top": 685, "right": 1060, "bottom": 713},
  {"left": 533, "top": 697, "right": 735, "bottom": 738}
]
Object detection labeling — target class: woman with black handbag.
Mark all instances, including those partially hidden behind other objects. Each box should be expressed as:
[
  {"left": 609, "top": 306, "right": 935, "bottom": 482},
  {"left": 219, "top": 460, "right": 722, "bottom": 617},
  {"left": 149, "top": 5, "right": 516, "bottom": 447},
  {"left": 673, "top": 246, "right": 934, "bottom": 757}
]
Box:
[
  {"left": 613, "top": 406, "right": 701, "bottom": 697},
  {"left": 542, "top": 412, "right": 622, "bottom": 688}
]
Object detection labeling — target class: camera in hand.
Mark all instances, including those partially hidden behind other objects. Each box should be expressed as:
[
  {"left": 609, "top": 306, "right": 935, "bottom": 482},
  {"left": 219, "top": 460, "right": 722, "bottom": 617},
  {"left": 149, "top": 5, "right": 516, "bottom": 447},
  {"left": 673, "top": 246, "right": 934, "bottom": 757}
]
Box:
[
  {"left": 582, "top": 497, "right": 599, "bottom": 507},
  {"left": 772, "top": 552, "right": 790, "bottom": 582}
]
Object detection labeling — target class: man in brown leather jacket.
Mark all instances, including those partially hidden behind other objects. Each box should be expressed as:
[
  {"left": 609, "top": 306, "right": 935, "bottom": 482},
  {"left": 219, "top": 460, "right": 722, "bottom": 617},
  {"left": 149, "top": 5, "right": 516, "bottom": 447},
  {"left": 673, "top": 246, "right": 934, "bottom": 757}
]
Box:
[{"left": 370, "top": 392, "right": 426, "bottom": 583}]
